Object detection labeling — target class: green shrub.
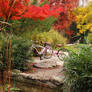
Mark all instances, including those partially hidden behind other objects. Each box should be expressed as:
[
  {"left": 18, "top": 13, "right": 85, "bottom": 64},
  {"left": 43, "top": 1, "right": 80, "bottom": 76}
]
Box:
[
  {"left": 12, "top": 37, "right": 32, "bottom": 71},
  {"left": 71, "top": 77, "right": 92, "bottom": 92},
  {"left": 64, "top": 44, "right": 88, "bottom": 53},
  {"left": 0, "top": 39, "right": 8, "bottom": 71},
  {"left": 0, "top": 36, "right": 32, "bottom": 71},
  {"left": 13, "top": 17, "right": 56, "bottom": 36},
  {"left": 63, "top": 45, "right": 92, "bottom": 92},
  {"left": 30, "top": 29, "right": 67, "bottom": 48}
]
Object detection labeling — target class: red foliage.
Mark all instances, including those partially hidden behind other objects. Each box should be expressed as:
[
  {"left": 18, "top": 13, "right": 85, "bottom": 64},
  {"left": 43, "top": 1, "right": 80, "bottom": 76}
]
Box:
[
  {"left": 23, "top": 4, "right": 64, "bottom": 20},
  {"left": 23, "top": 4, "right": 51, "bottom": 20},
  {"left": 0, "top": 0, "right": 78, "bottom": 38},
  {"left": 52, "top": 0, "right": 79, "bottom": 38},
  {"left": 41, "top": 0, "right": 79, "bottom": 38},
  {"left": 0, "top": 0, "right": 28, "bottom": 20},
  {"left": 0, "top": 0, "right": 63, "bottom": 21},
  {"left": 65, "top": 30, "right": 75, "bottom": 38}
]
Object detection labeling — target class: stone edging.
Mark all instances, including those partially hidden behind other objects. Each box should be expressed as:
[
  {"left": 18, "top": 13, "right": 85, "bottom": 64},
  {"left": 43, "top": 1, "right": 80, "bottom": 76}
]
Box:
[{"left": 11, "top": 72, "right": 64, "bottom": 88}]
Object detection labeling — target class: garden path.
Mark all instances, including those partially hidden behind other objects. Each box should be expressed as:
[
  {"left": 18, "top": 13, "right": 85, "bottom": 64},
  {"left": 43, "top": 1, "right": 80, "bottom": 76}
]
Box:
[
  {"left": 12, "top": 52, "right": 65, "bottom": 88},
  {"left": 26, "top": 54, "right": 65, "bottom": 87}
]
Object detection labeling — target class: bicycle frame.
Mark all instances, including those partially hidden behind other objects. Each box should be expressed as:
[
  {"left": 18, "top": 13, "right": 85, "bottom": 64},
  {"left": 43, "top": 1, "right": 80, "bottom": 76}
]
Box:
[
  {"left": 30, "top": 43, "right": 53, "bottom": 60},
  {"left": 31, "top": 44, "right": 45, "bottom": 55},
  {"left": 51, "top": 48, "right": 67, "bottom": 58},
  {"left": 31, "top": 42, "right": 52, "bottom": 54},
  {"left": 52, "top": 50, "right": 59, "bottom": 57}
]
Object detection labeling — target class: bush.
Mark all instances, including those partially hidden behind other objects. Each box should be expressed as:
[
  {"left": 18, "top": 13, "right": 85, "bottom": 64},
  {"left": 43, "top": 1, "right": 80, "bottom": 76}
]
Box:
[
  {"left": 13, "top": 17, "right": 56, "bottom": 36},
  {"left": 0, "top": 38, "right": 8, "bottom": 71},
  {"left": 30, "top": 29, "right": 67, "bottom": 48},
  {"left": 12, "top": 37, "right": 32, "bottom": 71},
  {"left": 71, "top": 77, "right": 92, "bottom": 92},
  {"left": 0, "top": 36, "right": 32, "bottom": 71},
  {"left": 63, "top": 45, "right": 92, "bottom": 92},
  {"left": 64, "top": 44, "right": 88, "bottom": 53}
]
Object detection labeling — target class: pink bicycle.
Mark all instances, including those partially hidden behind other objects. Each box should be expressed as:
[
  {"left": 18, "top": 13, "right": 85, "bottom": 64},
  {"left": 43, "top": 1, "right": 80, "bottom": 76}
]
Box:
[
  {"left": 30, "top": 42, "right": 53, "bottom": 60},
  {"left": 30, "top": 42, "right": 68, "bottom": 60}
]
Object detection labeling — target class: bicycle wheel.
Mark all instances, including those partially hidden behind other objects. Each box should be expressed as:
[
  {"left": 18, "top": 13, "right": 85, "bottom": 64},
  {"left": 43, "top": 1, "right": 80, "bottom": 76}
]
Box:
[
  {"left": 57, "top": 48, "right": 68, "bottom": 61},
  {"left": 44, "top": 46, "right": 53, "bottom": 59}
]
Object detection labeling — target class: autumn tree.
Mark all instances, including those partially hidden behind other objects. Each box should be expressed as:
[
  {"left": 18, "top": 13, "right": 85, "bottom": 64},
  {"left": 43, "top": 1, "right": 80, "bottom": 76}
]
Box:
[{"left": 73, "top": 1, "right": 92, "bottom": 43}]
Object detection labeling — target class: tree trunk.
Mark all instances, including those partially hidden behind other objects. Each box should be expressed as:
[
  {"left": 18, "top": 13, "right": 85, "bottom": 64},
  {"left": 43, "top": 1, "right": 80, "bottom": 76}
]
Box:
[{"left": 0, "top": 71, "right": 4, "bottom": 85}]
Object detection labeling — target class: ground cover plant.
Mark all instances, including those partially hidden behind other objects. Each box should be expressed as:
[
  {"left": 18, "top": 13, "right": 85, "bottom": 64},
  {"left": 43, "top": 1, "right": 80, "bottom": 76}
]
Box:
[
  {"left": 64, "top": 44, "right": 89, "bottom": 53},
  {"left": 63, "top": 45, "right": 92, "bottom": 92}
]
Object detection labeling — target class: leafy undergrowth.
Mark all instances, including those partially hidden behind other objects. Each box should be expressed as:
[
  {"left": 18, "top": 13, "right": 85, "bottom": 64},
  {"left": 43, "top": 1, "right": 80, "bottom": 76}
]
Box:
[
  {"left": 63, "top": 44, "right": 92, "bottom": 92},
  {"left": 64, "top": 44, "right": 89, "bottom": 53}
]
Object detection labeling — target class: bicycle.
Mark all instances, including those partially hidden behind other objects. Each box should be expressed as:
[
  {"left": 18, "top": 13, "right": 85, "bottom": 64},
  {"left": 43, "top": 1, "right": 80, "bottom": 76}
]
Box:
[
  {"left": 30, "top": 42, "right": 53, "bottom": 60},
  {"left": 30, "top": 42, "right": 68, "bottom": 61}
]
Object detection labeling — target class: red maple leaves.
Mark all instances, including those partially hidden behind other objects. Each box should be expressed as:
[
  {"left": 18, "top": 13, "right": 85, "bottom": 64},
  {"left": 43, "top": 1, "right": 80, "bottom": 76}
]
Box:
[
  {"left": 0, "top": 0, "right": 27, "bottom": 20},
  {"left": 23, "top": 4, "right": 64, "bottom": 20},
  {"left": 0, "top": 0, "right": 64, "bottom": 21}
]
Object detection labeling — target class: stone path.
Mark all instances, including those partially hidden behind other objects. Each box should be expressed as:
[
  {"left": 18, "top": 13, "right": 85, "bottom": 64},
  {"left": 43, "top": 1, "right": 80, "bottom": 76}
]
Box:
[
  {"left": 30, "top": 55, "right": 64, "bottom": 79},
  {"left": 33, "top": 56, "right": 64, "bottom": 68},
  {"left": 12, "top": 54, "right": 65, "bottom": 88},
  {"left": 28, "top": 56, "right": 65, "bottom": 87}
]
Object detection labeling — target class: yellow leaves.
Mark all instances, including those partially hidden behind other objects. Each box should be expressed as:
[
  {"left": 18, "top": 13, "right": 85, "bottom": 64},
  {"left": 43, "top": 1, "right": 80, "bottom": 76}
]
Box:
[
  {"left": 79, "top": 25, "right": 87, "bottom": 33},
  {"left": 77, "top": 24, "right": 91, "bottom": 34},
  {"left": 79, "top": 30, "right": 85, "bottom": 34},
  {"left": 77, "top": 25, "right": 81, "bottom": 29},
  {"left": 85, "top": 12, "right": 92, "bottom": 23},
  {"left": 76, "top": 15, "right": 85, "bottom": 25},
  {"left": 77, "top": 23, "right": 92, "bottom": 34},
  {"left": 90, "top": 27, "right": 92, "bottom": 32},
  {"left": 74, "top": 7, "right": 84, "bottom": 15},
  {"left": 76, "top": 15, "right": 83, "bottom": 21},
  {"left": 74, "top": 1, "right": 92, "bottom": 35},
  {"left": 85, "top": 23, "right": 92, "bottom": 32},
  {"left": 86, "top": 24, "right": 91, "bottom": 29}
]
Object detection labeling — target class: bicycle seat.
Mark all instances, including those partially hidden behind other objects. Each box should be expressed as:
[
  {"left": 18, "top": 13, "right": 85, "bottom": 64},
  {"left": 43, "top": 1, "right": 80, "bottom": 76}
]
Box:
[{"left": 56, "top": 44, "right": 62, "bottom": 47}]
